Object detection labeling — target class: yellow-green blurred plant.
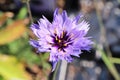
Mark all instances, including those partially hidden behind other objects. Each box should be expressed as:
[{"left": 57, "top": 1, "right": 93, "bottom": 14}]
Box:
[{"left": 0, "top": 6, "right": 51, "bottom": 80}]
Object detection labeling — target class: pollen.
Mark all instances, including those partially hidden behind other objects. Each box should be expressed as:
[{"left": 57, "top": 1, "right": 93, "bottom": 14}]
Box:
[
  {"left": 58, "top": 40, "right": 61, "bottom": 43},
  {"left": 55, "top": 36, "right": 58, "bottom": 40},
  {"left": 61, "top": 31, "right": 64, "bottom": 38},
  {"left": 64, "top": 44, "right": 67, "bottom": 47}
]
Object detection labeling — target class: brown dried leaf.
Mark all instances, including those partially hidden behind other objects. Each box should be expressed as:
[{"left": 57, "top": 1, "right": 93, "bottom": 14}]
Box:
[
  {"left": 0, "top": 20, "right": 26, "bottom": 45},
  {"left": 0, "top": 12, "right": 14, "bottom": 26}
]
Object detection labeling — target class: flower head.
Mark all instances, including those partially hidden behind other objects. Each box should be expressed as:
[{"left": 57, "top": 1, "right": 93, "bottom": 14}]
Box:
[{"left": 30, "top": 9, "right": 93, "bottom": 71}]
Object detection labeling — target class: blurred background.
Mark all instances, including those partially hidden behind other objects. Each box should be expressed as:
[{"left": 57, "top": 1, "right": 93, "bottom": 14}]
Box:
[{"left": 0, "top": 0, "right": 120, "bottom": 80}]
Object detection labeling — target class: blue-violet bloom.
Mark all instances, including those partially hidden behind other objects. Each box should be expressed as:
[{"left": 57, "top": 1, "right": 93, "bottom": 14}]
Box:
[{"left": 30, "top": 9, "right": 93, "bottom": 71}]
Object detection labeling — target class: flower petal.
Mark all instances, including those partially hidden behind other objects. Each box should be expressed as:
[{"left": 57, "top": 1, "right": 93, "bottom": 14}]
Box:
[
  {"left": 51, "top": 61, "right": 58, "bottom": 72},
  {"left": 54, "top": 8, "right": 59, "bottom": 19},
  {"left": 77, "top": 20, "right": 90, "bottom": 32},
  {"left": 73, "top": 14, "right": 83, "bottom": 24},
  {"left": 72, "top": 48, "right": 81, "bottom": 57},
  {"left": 30, "top": 24, "right": 41, "bottom": 37},
  {"left": 62, "top": 10, "right": 68, "bottom": 22},
  {"left": 65, "top": 46, "right": 81, "bottom": 57},
  {"left": 29, "top": 8, "right": 93, "bottom": 72},
  {"left": 73, "top": 38, "right": 93, "bottom": 51},
  {"left": 64, "top": 55, "right": 73, "bottom": 62},
  {"left": 29, "top": 39, "right": 40, "bottom": 48},
  {"left": 63, "top": 18, "right": 73, "bottom": 31}
]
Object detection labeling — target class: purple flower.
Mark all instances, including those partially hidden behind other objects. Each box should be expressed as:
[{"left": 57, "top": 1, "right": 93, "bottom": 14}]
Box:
[{"left": 30, "top": 9, "right": 93, "bottom": 71}]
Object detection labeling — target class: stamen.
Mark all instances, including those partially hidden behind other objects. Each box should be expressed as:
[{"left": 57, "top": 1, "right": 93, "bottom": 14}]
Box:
[
  {"left": 65, "top": 41, "right": 73, "bottom": 45},
  {"left": 55, "top": 36, "right": 58, "bottom": 40},
  {"left": 47, "top": 42, "right": 52, "bottom": 45},
  {"left": 66, "top": 33, "right": 74, "bottom": 41},
  {"left": 64, "top": 44, "right": 67, "bottom": 47},
  {"left": 52, "top": 30, "right": 73, "bottom": 52},
  {"left": 58, "top": 40, "right": 61, "bottom": 43},
  {"left": 61, "top": 31, "right": 64, "bottom": 38}
]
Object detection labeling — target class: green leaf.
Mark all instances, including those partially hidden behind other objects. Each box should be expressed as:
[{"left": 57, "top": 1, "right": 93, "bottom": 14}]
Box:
[
  {"left": 0, "top": 54, "right": 31, "bottom": 80},
  {"left": 39, "top": 53, "right": 50, "bottom": 70},
  {"left": 16, "top": 7, "right": 27, "bottom": 19},
  {"left": 42, "top": 62, "right": 51, "bottom": 70}
]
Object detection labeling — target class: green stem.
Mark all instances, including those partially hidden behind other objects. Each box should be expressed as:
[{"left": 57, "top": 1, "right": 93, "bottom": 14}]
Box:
[
  {"left": 26, "top": 0, "right": 33, "bottom": 23},
  {"left": 109, "top": 57, "right": 120, "bottom": 64},
  {"left": 97, "top": 45, "right": 120, "bottom": 80},
  {"left": 94, "top": 0, "right": 112, "bottom": 57},
  {"left": 118, "top": 0, "right": 120, "bottom": 3}
]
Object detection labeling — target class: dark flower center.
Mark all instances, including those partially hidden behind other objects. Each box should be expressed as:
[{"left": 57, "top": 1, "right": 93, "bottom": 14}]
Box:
[{"left": 51, "top": 31, "right": 72, "bottom": 52}]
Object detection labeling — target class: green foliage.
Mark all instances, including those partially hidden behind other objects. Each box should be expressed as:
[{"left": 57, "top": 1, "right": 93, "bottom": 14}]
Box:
[
  {"left": 96, "top": 44, "right": 120, "bottom": 80},
  {"left": 0, "top": 6, "right": 51, "bottom": 80},
  {"left": 39, "top": 53, "right": 51, "bottom": 70},
  {"left": 16, "top": 7, "right": 27, "bottom": 20},
  {"left": 0, "top": 55, "right": 31, "bottom": 80},
  {"left": 0, "top": 75, "right": 4, "bottom": 80}
]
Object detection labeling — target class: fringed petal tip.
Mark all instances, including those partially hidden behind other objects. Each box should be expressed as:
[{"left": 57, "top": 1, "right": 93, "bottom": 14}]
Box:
[
  {"left": 51, "top": 61, "right": 58, "bottom": 72},
  {"left": 29, "top": 39, "right": 40, "bottom": 48},
  {"left": 54, "top": 8, "right": 59, "bottom": 17},
  {"left": 30, "top": 23, "right": 39, "bottom": 30},
  {"left": 73, "top": 14, "right": 84, "bottom": 24},
  {"left": 62, "top": 10, "right": 68, "bottom": 22}
]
